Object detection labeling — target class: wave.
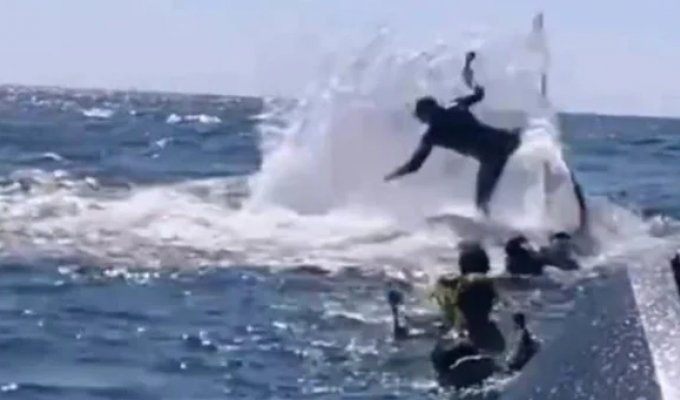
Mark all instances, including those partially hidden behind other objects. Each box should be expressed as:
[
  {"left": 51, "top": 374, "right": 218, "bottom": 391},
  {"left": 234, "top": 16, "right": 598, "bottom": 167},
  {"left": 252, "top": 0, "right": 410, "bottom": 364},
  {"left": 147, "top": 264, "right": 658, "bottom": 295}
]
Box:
[
  {"left": 0, "top": 168, "right": 669, "bottom": 277},
  {"left": 166, "top": 114, "right": 222, "bottom": 125},
  {"left": 82, "top": 108, "right": 115, "bottom": 119},
  {"left": 40, "top": 152, "right": 65, "bottom": 162}
]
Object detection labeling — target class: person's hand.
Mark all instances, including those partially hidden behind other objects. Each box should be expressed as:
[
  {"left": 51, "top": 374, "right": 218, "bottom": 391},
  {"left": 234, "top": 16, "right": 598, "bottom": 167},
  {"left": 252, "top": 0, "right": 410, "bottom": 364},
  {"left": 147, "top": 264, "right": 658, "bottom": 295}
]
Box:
[
  {"left": 384, "top": 171, "right": 398, "bottom": 182},
  {"left": 465, "top": 51, "right": 477, "bottom": 66}
]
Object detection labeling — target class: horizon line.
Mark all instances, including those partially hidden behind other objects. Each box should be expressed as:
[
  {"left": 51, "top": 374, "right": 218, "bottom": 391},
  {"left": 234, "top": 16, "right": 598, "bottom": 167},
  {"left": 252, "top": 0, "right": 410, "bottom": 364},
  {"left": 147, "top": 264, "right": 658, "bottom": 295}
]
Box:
[{"left": 1, "top": 81, "right": 677, "bottom": 121}]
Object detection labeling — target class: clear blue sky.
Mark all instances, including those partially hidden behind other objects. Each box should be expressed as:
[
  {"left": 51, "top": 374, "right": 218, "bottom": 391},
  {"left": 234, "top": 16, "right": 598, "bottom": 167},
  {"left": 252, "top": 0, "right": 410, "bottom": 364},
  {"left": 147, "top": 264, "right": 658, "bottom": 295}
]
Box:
[{"left": 0, "top": 0, "right": 678, "bottom": 116}]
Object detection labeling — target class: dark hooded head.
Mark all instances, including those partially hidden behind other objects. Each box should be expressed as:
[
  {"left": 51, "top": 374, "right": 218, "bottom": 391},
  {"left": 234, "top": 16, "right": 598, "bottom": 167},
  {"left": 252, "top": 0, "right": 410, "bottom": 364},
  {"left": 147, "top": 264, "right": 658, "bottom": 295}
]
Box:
[
  {"left": 505, "top": 235, "right": 544, "bottom": 276},
  {"left": 548, "top": 231, "right": 573, "bottom": 256},
  {"left": 505, "top": 235, "right": 530, "bottom": 258},
  {"left": 551, "top": 232, "right": 571, "bottom": 241},
  {"left": 458, "top": 241, "right": 490, "bottom": 275},
  {"left": 414, "top": 96, "right": 441, "bottom": 123}
]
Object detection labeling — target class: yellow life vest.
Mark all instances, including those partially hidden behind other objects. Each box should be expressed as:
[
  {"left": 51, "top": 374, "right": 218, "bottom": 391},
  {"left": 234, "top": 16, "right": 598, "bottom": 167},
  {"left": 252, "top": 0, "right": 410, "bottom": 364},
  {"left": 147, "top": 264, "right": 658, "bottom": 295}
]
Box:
[{"left": 430, "top": 274, "right": 492, "bottom": 330}]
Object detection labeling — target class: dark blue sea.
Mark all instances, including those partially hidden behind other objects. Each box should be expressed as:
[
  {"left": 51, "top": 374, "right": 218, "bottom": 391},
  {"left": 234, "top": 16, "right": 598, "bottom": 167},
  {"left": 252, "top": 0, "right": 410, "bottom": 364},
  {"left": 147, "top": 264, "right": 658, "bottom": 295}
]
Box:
[{"left": 0, "top": 83, "right": 679, "bottom": 400}]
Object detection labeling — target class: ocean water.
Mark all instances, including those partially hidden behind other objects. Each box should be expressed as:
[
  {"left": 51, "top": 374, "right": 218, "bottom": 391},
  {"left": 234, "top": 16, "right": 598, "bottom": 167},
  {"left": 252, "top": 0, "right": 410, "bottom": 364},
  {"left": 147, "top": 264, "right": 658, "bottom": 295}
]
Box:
[
  {"left": 0, "top": 85, "right": 677, "bottom": 399},
  {"left": 1, "top": 29, "right": 680, "bottom": 399}
]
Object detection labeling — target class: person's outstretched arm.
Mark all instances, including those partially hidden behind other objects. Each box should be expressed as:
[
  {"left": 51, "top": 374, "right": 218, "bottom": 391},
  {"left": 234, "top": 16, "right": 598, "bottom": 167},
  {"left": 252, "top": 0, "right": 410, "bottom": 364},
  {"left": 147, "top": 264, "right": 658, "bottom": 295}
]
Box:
[
  {"left": 384, "top": 139, "right": 433, "bottom": 181},
  {"left": 462, "top": 51, "right": 477, "bottom": 89},
  {"left": 456, "top": 85, "right": 485, "bottom": 108},
  {"left": 455, "top": 51, "right": 485, "bottom": 108}
]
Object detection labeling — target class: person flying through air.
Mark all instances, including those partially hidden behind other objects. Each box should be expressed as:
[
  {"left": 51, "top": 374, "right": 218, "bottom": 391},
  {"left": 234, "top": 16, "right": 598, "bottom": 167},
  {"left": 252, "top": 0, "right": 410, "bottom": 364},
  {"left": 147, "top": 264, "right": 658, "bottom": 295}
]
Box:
[{"left": 385, "top": 51, "right": 587, "bottom": 229}]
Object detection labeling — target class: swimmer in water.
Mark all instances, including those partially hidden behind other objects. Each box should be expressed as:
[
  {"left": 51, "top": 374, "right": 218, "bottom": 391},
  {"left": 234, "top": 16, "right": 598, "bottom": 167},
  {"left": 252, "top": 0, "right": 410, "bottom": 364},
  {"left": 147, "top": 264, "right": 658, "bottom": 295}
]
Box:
[
  {"left": 387, "top": 242, "right": 539, "bottom": 389},
  {"left": 430, "top": 241, "right": 494, "bottom": 332},
  {"left": 505, "top": 234, "right": 581, "bottom": 276},
  {"left": 389, "top": 284, "right": 539, "bottom": 389}
]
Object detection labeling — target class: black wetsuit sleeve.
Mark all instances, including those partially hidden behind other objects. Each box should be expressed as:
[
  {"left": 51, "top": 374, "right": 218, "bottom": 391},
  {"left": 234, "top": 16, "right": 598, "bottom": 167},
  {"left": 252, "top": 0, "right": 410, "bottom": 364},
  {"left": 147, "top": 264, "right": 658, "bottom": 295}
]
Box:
[
  {"left": 455, "top": 85, "right": 485, "bottom": 109},
  {"left": 385, "top": 136, "right": 433, "bottom": 181},
  {"left": 385, "top": 129, "right": 437, "bottom": 181},
  {"left": 402, "top": 138, "right": 433, "bottom": 174}
]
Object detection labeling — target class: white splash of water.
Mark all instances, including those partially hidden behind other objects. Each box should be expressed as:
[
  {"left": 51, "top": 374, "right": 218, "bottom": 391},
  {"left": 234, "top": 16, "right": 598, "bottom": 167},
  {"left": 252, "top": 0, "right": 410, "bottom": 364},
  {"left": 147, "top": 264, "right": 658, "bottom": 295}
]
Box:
[
  {"left": 166, "top": 113, "right": 222, "bottom": 125},
  {"left": 0, "top": 19, "right": 665, "bottom": 277},
  {"left": 82, "top": 107, "right": 115, "bottom": 119},
  {"left": 248, "top": 21, "right": 577, "bottom": 237}
]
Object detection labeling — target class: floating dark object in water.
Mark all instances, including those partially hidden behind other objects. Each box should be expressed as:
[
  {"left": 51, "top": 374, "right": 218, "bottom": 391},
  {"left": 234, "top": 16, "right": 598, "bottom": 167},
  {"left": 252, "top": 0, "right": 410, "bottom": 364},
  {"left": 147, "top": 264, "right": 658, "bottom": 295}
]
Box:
[
  {"left": 507, "top": 313, "right": 540, "bottom": 372},
  {"left": 539, "top": 232, "right": 581, "bottom": 271},
  {"left": 431, "top": 338, "right": 498, "bottom": 389},
  {"left": 386, "top": 288, "right": 408, "bottom": 340},
  {"left": 671, "top": 254, "right": 680, "bottom": 296},
  {"left": 506, "top": 233, "right": 581, "bottom": 276},
  {"left": 505, "top": 235, "right": 544, "bottom": 276}
]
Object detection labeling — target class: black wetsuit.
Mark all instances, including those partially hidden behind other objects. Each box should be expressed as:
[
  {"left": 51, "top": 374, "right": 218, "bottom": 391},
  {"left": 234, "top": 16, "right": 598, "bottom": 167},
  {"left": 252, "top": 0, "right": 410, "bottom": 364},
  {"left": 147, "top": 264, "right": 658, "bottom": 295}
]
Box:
[
  {"left": 671, "top": 255, "right": 680, "bottom": 297},
  {"left": 408, "top": 87, "right": 520, "bottom": 211}
]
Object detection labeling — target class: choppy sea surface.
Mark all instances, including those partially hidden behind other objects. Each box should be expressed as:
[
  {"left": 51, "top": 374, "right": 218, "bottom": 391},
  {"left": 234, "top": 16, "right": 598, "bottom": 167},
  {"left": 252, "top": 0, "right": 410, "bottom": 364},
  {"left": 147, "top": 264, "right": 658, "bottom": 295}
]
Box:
[{"left": 0, "top": 81, "right": 679, "bottom": 400}]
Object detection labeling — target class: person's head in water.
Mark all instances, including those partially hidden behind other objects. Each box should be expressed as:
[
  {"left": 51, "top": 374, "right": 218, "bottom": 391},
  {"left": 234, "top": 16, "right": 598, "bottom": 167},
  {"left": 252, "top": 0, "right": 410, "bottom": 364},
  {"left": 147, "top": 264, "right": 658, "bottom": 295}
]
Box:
[
  {"left": 540, "top": 231, "right": 580, "bottom": 271},
  {"left": 414, "top": 96, "right": 441, "bottom": 124},
  {"left": 505, "top": 235, "right": 543, "bottom": 276},
  {"left": 505, "top": 235, "right": 530, "bottom": 258},
  {"left": 550, "top": 232, "right": 572, "bottom": 251},
  {"left": 458, "top": 241, "right": 491, "bottom": 275}
]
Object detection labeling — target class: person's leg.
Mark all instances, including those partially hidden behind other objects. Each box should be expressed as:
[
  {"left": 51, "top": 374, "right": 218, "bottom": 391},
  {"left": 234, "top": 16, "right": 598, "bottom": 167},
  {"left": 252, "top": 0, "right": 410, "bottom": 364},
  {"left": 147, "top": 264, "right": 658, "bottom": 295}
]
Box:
[
  {"left": 570, "top": 171, "right": 588, "bottom": 232},
  {"left": 475, "top": 130, "right": 520, "bottom": 215},
  {"left": 475, "top": 157, "right": 508, "bottom": 215}
]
